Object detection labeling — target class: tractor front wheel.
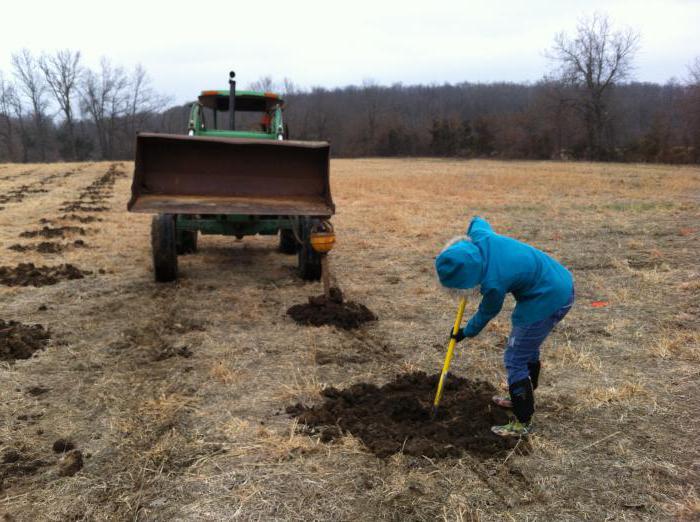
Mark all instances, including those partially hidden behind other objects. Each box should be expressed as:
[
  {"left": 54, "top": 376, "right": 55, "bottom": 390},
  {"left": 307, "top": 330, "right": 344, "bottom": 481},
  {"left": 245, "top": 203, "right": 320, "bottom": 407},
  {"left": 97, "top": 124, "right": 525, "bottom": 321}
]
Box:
[{"left": 151, "top": 214, "right": 178, "bottom": 282}]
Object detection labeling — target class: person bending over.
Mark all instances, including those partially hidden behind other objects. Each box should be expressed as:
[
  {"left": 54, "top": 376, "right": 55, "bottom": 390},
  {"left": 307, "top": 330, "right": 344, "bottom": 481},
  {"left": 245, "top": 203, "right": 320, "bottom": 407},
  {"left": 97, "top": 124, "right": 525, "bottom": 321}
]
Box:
[{"left": 435, "top": 216, "right": 574, "bottom": 437}]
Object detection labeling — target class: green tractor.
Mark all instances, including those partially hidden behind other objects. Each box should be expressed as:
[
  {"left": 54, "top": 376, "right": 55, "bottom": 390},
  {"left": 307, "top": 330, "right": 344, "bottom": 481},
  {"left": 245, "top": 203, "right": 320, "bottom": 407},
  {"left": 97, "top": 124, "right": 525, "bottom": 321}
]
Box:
[{"left": 128, "top": 72, "right": 334, "bottom": 282}]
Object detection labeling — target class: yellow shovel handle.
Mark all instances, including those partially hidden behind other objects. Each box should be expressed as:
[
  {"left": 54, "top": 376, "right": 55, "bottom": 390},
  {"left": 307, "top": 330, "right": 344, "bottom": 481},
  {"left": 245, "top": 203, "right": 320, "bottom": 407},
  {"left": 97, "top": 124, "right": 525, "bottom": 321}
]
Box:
[{"left": 432, "top": 297, "right": 467, "bottom": 410}]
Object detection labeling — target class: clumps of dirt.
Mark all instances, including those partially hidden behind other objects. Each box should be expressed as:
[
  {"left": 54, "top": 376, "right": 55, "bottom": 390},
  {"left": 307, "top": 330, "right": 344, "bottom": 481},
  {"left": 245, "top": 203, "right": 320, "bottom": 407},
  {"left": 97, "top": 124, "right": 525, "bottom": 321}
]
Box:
[
  {"left": 61, "top": 202, "right": 109, "bottom": 212},
  {"left": 36, "top": 242, "right": 63, "bottom": 254},
  {"left": 287, "top": 372, "right": 517, "bottom": 459},
  {"left": 287, "top": 287, "right": 377, "bottom": 329},
  {"left": 0, "top": 449, "right": 47, "bottom": 487},
  {"left": 0, "top": 169, "right": 83, "bottom": 211},
  {"left": 0, "top": 185, "right": 48, "bottom": 205},
  {"left": 8, "top": 241, "right": 87, "bottom": 254},
  {"left": 56, "top": 449, "right": 83, "bottom": 477},
  {"left": 0, "top": 320, "right": 50, "bottom": 361},
  {"left": 60, "top": 203, "right": 109, "bottom": 212},
  {"left": 0, "top": 263, "right": 90, "bottom": 287},
  {"left": 26, "top": 386, "right": 50, "bottom": 397},
  {"left": 52, "top": 439, "right": 75, "bottom": 453},
  {"left": 60, "top": 214, "right": 102, "bottom": 223},
  {"left": 59, "top": 163, "right": 126, "bottom": 213},
  {"left": 20, "top": 226, "right": 86, "bottom": 239},
  {"left": 2, "top": 450, "right": 21, "bottom": 464}
]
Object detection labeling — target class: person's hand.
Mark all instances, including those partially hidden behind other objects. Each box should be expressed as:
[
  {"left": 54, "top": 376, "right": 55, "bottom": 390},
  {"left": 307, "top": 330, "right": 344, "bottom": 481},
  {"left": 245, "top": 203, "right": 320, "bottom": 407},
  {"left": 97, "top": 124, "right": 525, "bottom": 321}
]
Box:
[{"left": 450, "top": 328, "right": 466, "bottom": 343}]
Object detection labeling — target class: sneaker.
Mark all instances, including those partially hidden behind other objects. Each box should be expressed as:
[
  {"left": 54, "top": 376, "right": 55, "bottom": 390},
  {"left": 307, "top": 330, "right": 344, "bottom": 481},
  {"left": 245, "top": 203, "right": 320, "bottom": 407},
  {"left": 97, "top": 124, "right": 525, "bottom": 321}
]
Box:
[
  {"left": 491, "top": 420, "right": 532, "bottom": 438},
  {"left": 492, "top": 395, "right": 512, "bottom": 409}
]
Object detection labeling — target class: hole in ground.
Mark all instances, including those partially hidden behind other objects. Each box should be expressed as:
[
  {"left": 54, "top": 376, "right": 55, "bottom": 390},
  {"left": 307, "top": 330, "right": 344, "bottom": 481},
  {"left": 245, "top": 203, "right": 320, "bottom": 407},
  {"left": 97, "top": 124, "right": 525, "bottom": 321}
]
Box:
[{"left": 287, "top": 371, "right": 525, "bottom": 458}]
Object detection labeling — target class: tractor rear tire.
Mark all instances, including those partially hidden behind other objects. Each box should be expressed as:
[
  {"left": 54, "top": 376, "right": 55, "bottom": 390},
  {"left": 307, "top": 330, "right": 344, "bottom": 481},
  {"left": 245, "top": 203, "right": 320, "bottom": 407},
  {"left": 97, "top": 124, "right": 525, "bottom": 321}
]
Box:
[
  {"left": 177, "top": 230, "right": 198, "bottom": 255},
  {"left": 151, "top": 214, "right": 178, "bottom": 282},
  {"left": 279, "top": 229, "right": 297, "bottom": 254},
  {"left": 297, "top": 218, "right": 321, "bottom": 281}
]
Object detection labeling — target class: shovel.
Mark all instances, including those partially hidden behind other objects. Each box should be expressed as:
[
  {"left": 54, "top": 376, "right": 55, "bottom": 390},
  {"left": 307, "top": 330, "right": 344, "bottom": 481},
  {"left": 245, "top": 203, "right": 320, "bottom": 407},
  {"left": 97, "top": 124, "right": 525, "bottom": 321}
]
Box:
[{"left": 431, "top": 296, "right": 467, "bottom": 420}]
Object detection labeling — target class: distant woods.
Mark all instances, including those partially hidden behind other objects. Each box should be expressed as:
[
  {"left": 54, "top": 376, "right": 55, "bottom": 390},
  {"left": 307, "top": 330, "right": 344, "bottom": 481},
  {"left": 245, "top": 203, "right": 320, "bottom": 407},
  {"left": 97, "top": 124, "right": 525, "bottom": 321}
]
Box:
[{"left": 1, "top": 15, "right": 699, "bottom": 164}]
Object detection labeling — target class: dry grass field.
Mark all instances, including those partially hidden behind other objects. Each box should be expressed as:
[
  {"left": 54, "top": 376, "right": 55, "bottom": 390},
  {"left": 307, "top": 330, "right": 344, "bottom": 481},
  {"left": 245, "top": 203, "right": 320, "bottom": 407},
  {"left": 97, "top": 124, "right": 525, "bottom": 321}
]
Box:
[{"left": 0, "top": 159, "right": 698, "bottom": 521}]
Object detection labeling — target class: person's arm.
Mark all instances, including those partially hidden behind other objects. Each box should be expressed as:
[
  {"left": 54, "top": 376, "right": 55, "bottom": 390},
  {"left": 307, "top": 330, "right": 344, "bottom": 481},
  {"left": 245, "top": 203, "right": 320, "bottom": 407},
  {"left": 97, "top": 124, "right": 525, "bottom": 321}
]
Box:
[
  {"left": 461, "top": 287, "right": 505, "bottom": 338},
  {"left": 467, "top": 216, "right": 494, "bottom": 241}
]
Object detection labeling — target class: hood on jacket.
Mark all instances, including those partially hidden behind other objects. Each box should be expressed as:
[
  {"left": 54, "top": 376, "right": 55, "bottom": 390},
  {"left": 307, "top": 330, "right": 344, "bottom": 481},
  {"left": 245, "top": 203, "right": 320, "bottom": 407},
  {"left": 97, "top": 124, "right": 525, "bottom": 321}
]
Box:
[{"left": 435, "top": 239, "right": 483, "bottom": 289}]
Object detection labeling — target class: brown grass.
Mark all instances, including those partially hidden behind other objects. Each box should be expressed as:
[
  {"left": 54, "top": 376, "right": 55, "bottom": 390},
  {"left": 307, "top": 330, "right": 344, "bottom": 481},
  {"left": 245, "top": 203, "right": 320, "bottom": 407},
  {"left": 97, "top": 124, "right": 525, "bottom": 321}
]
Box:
[{"left": 0, "top": 159, "right": 698, "bottom": 520}]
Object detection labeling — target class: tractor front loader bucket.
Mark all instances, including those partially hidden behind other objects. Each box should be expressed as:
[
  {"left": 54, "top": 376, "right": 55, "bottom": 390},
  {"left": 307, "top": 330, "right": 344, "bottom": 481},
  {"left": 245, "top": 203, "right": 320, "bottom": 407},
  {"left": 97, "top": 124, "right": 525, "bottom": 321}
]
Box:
[{"left": 127, "top": 133, "right": 334, "bottom": 217}]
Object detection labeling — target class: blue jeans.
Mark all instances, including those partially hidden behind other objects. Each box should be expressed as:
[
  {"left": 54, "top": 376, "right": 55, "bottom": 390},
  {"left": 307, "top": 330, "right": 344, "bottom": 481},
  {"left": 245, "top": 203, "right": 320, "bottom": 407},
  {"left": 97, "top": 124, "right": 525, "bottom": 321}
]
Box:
[{"left": 504, "top": 289, "right": 575, "bottom": 386}]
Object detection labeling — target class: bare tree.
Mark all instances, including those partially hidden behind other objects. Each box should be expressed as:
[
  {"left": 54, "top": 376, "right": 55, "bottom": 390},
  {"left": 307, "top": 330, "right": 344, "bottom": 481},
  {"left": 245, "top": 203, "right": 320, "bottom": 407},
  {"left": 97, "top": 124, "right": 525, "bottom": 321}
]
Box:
[
  {"left": 688, "top": 57, "right": 700, "bottom": 85},
  {"left": 282, "top": 78, "right": 298, "bottom": 96},
  {"left": 0, "top": 72, "right": 18, "bottom": 161},
  {"left": 39, "top": 50, "right": 81, "bottom": 159},
  {"left": 361, "top": 79, "right": 382, "bottom": 155},
  {"left": 548, "top": 13, "right": 640, "bottom": 159},
  {"left": 124, "top": 64, "right": 168, "bottom": 155},
  {"left": 248, "top": 76, "right": 276, "bottom": 92},
  {"left": 80, "top": 58, "right": 129, "bottom": 159},
  {"left": 12, "top": 49, "right": 50, "bottom": 161},
  {"left": 685, "top": 57, "right": 700, "bottom": 161}
]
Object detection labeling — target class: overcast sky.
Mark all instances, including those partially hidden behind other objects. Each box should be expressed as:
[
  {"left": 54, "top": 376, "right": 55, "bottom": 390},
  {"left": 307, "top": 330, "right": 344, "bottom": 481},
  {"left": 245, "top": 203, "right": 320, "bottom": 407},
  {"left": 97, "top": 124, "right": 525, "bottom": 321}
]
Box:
[{"left": 1, "top": 0, "right": 698, "bottom": 104}]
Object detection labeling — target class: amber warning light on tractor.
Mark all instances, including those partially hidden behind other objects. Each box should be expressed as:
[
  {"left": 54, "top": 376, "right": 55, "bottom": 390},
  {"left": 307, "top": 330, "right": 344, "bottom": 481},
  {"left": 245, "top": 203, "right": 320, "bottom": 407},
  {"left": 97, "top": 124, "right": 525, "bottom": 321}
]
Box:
[{"left": 310, "top": 230, "right": 335, "bottom": 253}]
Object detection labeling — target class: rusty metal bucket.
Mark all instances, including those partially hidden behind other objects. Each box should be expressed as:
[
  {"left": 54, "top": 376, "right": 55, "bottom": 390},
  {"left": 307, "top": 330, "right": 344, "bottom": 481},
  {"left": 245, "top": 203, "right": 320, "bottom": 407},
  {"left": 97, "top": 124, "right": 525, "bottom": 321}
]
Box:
[{"left": 127, "top": 133, "right": 334, "bottom": 217}]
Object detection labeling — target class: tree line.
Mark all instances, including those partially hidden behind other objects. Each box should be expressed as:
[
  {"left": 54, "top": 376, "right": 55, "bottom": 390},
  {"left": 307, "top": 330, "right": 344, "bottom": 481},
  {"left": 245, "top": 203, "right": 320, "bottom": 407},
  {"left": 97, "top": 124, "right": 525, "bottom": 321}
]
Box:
[
  {"left": 1, "top": 14, "right": 699, "bottom": 164},
  {"left": 0, "top": 50, "right": 167, "bottom": 163}
]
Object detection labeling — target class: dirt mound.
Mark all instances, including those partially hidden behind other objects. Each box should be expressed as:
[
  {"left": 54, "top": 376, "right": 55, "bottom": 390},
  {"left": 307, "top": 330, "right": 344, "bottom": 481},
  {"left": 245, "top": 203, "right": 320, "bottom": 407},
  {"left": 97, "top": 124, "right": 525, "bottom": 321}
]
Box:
[
  {"left": 36, "top": 242, "right": 63, "bottom": 254},
  {"left": 60, "top": 203, "right": 109, "bottom": 212},
  {"left": 56, "top": 450, "right": 83, "bottom": 477},
  {"left": 52, "top": 439, "right": 75, "bottom": 453},
  {"left": 20, "top": 226, "right": 85, "bottom": 239},
  {"left": 0, "top": 449, "right": 47, "bottom": 488},
  {"left": 287, "top": 287, "right": 377, "bottom": 329},
  {"left": 287, "top": 372, "right": 519, "bottom": 458},
  {"left": 59, "top": 163, "right": 126, "bottom": 213},
  {"left": 0, "top": 185, "right": 48, "bottom": 205},
  {"left": 0, "top": 320, "right": 50, "bottom": 361},
  {"left": 0, "top": 263, "right": 90, "bottom": 287},
  {"left": 8, "top": 241, "right": 86, "bottom": 254},
  {"left": 60, "top": 214, "right": 102, "bottom": 223}
]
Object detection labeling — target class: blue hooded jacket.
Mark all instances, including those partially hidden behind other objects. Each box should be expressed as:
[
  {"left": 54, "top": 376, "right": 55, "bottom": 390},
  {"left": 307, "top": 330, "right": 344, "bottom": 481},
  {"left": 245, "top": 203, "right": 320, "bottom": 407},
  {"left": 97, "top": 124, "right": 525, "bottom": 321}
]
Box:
[{"left": 435, "top": 217, "right": 573, "bottom": 337}]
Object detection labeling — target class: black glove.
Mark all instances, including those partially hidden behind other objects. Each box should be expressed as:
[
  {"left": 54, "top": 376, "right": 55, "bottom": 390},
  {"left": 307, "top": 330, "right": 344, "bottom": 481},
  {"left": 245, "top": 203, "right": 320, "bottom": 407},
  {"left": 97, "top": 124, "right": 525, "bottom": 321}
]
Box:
[{"left": 450, "top": 328, "right": 466, "bottom": 343}]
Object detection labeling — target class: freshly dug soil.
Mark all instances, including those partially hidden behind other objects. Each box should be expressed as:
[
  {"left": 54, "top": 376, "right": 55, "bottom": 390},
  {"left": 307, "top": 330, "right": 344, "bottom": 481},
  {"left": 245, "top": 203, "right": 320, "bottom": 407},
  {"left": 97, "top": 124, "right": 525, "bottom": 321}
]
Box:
[
  {"left": 20, "top": 226, "right": 85, "bottom": 239},
  {"left": 0, "top": 263, "right": 90, "bottom": 287},
  {"left": 36, "top": 242, "right": 63, "bottom": 254},
  {"left": 287, "top": 372, "right": 518, "bottom": 458},
  {"left": 56, "top": 449, "right": 83, "bottom": 477},
  {"left": 8, "top": 242, "right": 84, "bottom": 254},
  {"left": 287, "top": 287, "right": 377, "bottom": 330},
  {"left": 59, "top": 203, "right": 109, "bottom": 212},
  {"left": 52, "top": 439, "right": 75, "bottom": 453},
  {"left": 60, "top": 214, "right": 102, "bottom": 223},
  {"left": 59, "top": 163, "right": 125, "bottom": 213},
  {"left": 0, "top": 320, "right": 50, "bottom": 361}
]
